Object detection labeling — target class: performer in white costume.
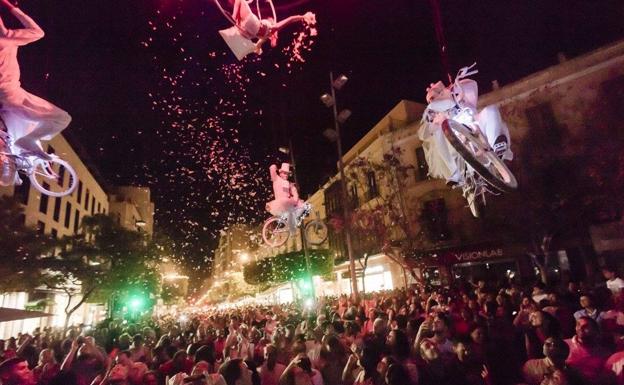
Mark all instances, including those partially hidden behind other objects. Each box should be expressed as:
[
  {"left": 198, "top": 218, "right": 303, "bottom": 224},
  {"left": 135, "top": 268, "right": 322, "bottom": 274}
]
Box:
[
  {"left": 418, "top": 64, "right": 512, "bottom": 185},
  {"left": 266, "top": 163, "right": 304, "bottom": 234},
  {"left": 216, "top": 0, "right": 316, "bottom": 60},
  {"left": 0, "top": 0, "right": 71, "bottom": 161}
]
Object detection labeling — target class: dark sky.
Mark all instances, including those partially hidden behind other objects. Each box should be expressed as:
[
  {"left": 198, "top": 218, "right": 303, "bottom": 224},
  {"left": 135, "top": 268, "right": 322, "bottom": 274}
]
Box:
[{"left": 10, "top": 0, "right": 624, "bottom": 286}]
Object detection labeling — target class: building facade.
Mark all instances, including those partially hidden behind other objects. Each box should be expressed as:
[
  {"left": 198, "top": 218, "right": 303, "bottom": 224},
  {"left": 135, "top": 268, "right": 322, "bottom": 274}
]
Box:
[{"left": 0, "top": 135, "right": 157, "bottom": 337}]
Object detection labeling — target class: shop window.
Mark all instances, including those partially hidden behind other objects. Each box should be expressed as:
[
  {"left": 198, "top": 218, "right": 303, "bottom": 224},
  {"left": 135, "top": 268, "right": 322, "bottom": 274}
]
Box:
[
  {"left": 366, "top": 171, "right": 378, "bottom": 200},
  {"left": 50, "top": 228, "right": 58, "bottom": 239},
  {"left": 423, "top": 198, "right": 451, "bottom": 241},
  {"left": 415, "top": 147, "right": 429, "bottom": 181},
  {"left": 423, "top": 267, "right": 442, "bottom": 287},
  {"left": 85, "top": 189, "right": 90, "bottom": 210},
  {"left": 91, "top": 196, "right": 95, "bottom": 215}
]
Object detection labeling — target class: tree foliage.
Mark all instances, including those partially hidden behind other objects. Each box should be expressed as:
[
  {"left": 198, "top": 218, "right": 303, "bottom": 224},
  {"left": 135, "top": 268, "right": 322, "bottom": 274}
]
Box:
[{"left": 243, "top": 249, "right": 333, "bottom": 285}]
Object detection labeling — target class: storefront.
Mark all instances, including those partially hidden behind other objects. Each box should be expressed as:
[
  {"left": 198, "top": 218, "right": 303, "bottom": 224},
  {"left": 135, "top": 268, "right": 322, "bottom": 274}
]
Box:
[{"left": 410, "top": 244, "right": 531, "bottom": 288}]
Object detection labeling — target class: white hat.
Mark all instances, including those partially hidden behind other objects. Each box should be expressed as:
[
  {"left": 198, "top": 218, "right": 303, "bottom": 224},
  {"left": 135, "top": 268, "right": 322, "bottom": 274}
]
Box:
[{"left": 278, "top": 163, "right": 290, "bottom": 174}]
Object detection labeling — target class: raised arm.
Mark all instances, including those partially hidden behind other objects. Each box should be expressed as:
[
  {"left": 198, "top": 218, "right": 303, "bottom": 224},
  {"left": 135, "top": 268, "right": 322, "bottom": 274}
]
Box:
[
  {"left": 269, "top": 164, "right": 278, "bottom": 182},
  {"left": 270, "top": 12, "right": 315, "bottom": 33},
  {"left": 0, "top": 1, "right": 45, "bottom": 46}
]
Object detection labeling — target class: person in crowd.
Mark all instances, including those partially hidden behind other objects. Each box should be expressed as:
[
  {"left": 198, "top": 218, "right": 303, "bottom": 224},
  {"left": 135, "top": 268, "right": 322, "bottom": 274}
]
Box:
[
  {"left": 603, "top": 266, "right": 624, "bottom": 295},
  {"left": 414, "top": 312, "right": 453, "bottom": 358},
  {"left": 448, "top": 336, "right": 485, "bottom": 385},
  {"left": 33, "top": 348, "right": 60, "bottom": 384},
  {"left": 522, "top": 337, "right": 583, "bottom": 385},
  {"left": 573, "top": 294, "right": 605, "bottom": 323},
  {"left": 0, "top": 356, "right": 37, "bottom": 385},
  {"left": 220, "top": 358, "right": 253, "bottom": 385},
  {"left": 279, "top": 353, "right": 322, "bottom": 385},
  {"left": 259, "top": 344, "right": 285, "bottom": 385},
  {"left": 565, "top": 316, "right": 612, "bottom": 383}
]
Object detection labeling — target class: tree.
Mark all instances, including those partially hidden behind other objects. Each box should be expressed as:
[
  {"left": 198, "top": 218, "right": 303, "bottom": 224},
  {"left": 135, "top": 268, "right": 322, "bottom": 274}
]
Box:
[
  {"left": 330, "top": 146, "right": 427, "bottom": 285},
  {"left": 0, "top": 196, "right": 53, "bottom": 292},
  {"left": 53, "top": 214, "right": 160, "bottom": 326}
]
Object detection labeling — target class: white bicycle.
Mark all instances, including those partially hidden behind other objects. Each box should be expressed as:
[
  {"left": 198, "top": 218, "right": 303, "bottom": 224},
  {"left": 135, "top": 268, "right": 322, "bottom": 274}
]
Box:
[
  {"left": 441, "top": 115, "right": 517, "bottom": 216},
  {"left": 0, "top": 128, "right": 77, "bottom": 197},
  {"left": 262, "top": 202, "right": 328, "bottom": 247}
]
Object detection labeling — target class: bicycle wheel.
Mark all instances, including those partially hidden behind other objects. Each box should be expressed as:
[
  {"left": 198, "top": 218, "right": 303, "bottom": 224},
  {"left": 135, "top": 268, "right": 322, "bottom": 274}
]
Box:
[
  {"left": 29, "top": 157, "right": 78, "bottom": 197},
  {"left": 262, "top": 217, "right": 289, "bottom": 247},
  {"left": 442, "top": 119, "right": 517, "bottom": 192},
  {"left": 304, "top": 220, "right": 328, "bottom": 245}
]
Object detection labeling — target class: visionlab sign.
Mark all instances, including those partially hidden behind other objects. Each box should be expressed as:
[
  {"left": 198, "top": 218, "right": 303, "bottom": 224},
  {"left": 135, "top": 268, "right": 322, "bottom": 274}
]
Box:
[{"left": 409, "top": 245, "right": 506, "bottom": 265}]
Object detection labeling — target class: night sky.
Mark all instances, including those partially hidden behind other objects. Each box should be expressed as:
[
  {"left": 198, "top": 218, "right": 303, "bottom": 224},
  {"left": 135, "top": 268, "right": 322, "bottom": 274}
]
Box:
[{"left": 9, "top": 0, "right": 624, "bottom": 288}]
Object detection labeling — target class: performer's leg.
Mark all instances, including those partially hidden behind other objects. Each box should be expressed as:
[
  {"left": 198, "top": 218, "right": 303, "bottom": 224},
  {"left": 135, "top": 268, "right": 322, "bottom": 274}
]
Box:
[
  {"left": 13, "top": 92, "right": 71, "bottom": 156},
  {"left": 477, "top": 105, "right": 512, "bottom": 160}
]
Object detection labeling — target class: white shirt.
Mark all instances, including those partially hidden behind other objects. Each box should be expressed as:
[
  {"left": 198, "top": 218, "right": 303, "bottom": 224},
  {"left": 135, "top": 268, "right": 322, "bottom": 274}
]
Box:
[{"left": 607, "top": 278, "right": 624, "bottom": 295}]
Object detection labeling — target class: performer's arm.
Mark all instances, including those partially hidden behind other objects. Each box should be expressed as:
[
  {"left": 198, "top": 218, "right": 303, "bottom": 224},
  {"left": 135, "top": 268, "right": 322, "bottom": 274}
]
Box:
[
  {"left": 0, "top": 1, "right": 45, "bottom": 45},
  {"left": 269, "top": 164, "right": 278, "bottom": 182},
  {"left": 290, "top": 183, "right": 299, "bottom": 201},
  {"left": 270, "top": 12, "right": 315, "bottom": 32}
]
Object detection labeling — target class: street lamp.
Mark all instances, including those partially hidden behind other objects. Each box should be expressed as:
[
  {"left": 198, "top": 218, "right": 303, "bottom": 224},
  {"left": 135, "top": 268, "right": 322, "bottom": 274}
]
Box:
[{"left": 320, "top": 71, "right": 358, "bottom": 296}]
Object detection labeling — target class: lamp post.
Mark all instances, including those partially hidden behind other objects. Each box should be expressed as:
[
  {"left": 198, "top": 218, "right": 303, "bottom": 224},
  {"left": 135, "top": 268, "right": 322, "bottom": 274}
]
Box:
[{"left": 320, "top": 71, "right": 358, "bottom": 296}]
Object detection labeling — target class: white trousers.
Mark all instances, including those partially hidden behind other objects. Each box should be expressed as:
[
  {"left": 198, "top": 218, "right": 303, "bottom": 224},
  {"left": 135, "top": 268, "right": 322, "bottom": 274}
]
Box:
[{"left": 0, "top": 87, "right": 71, "bottom": 153}]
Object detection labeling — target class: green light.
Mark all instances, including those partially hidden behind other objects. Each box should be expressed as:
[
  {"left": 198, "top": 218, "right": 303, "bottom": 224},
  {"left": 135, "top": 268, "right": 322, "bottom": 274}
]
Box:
[{"left": 128, "top": 297, "right": 144, "bottom": 311}]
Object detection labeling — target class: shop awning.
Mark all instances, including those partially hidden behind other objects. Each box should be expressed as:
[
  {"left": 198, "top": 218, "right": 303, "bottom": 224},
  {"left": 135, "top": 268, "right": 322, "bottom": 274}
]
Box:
[{"left": 0, "top": 307, "right": 53, "bottom": 322}]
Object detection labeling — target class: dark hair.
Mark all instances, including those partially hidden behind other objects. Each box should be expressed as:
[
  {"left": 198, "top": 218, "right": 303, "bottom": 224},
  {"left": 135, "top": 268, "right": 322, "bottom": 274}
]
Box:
[
  {"left": 452, "top": 335, "right": 472, "bottom": 346},
  {"left": 297, "top": 357, "right": 312, "bottom": 374},
  {"left": 386, "top": 362, "right": 410, "bottom": 385},
  {"left": 360, "top": 337, "right": 382, "bottom": 376},
  {"left": 194, "top": 344, "right": 216, "bottom": 365},
  {"left": 389, "top": 329, "right": 410, "bottom": 360},
  {"left": 219, "top": 358, "right": 244, "bottom": 385},
  {"left": 265, "top": 344, "right": 277, "bottom": 371}
]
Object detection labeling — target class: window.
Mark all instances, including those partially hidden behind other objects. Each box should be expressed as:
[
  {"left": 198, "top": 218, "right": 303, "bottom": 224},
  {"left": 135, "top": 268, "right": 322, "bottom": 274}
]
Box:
[
  {"left": 97, "top": 202, "right": 101, "bottom": 213},
  {"left": 349, "top": 184, "right": 359, "bottom": 208},
  {"left": 50, "top": 228, "right": 58, "bottom": 239},
  {"left": 58, "top": 165, "right": 65, "bottom": 187},
  {"left": 85, "top": 189, "right": 90, "bottom": 210},
  {"left": 53, "top": 197, "right": 61, "bottom": 222},
  {"left": 47, "top": 145, "right": 55, "bottom": 155},
  {"left": 415, "top": 147, "right": 429, "bottom": 181},
  {"left": 366, "top": 171, "right": 379, "bottom": 200},
  {"left": 14, "top": 177, "right": 30, "bottom": 204},
  {"left": 91, "top": 196, "right": 95, "bottom": 215},
  {"left": 74, "top": 209, "right": 80, "bottom": 233},
  {"left": 77, "top": 181, "right": 83, "bottom": 204},
  {"left": 36, "top": 221, "right": 45, "bottom": 235},
  {"left": 525, "top": 103, "right": 562, "bottom": 147},
  {"left": 64, "top": 202, "right": 72, "bottom": 228},
  {"left": 39, "top": 184, "right": 49, "bottom": 214},
  {"left": 422, "top": 198, "right": 451, "bottom": 241}
]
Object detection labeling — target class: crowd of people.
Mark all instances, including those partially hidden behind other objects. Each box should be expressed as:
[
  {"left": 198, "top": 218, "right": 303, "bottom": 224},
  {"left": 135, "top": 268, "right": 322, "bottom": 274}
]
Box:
[{"left": 2, "top": 267, "right": 624, "bottom": 385}]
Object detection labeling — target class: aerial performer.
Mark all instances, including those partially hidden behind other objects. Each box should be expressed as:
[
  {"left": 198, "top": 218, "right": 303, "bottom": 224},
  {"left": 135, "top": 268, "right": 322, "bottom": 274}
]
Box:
[
  {"left": 418, "top": 64, "right": 513, "bottom": 185},
  {"left": 212, "top": 0, "right": 316, "bottom": 60},
  {"left": 418, "top": 64, "right": 517, "bottom": 216},
  {"left": 0, "top": 0, "right": 71, "bottom": 164},
  {"left": 266, "top": 163, "right": 304, "bottom": 234}
]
